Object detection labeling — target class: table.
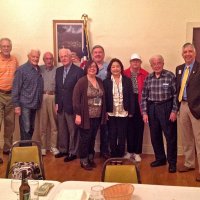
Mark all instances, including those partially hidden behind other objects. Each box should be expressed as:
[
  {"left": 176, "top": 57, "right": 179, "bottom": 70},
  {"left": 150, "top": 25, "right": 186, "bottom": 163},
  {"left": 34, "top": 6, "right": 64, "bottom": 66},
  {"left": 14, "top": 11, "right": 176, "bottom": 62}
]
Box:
[
  {"left": 0, "top": 178, "right": 60, "bottom": 200},
  {"left": 49, "top": 181, "right": 200, "bottom": 200}
]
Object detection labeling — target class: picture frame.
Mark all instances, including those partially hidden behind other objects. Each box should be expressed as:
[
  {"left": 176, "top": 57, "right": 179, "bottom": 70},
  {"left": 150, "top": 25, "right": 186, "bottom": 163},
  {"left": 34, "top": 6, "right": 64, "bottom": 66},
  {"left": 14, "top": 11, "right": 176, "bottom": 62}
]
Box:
[{"left": 53, "top": 20, "right": 84, "bottom": 66}]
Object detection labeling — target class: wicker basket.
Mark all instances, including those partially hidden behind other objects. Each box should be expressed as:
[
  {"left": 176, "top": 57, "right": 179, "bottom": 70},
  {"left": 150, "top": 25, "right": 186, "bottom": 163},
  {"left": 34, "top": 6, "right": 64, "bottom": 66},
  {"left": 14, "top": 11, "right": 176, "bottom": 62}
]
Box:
[{"left": 103, "top": 183, "right": 134, "bottom": 200}]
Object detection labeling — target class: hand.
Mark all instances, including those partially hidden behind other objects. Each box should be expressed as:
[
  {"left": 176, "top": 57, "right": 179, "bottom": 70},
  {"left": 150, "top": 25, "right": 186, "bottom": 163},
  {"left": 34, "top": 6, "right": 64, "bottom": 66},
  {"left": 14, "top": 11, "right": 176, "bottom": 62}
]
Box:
[
  {"left": 169, "top": 112, "right": 177, "bottom": 122},
  {"left": 75, "top": 115, "right": 81, "bottom": 125},
  {"left": 143, "top": 114, "right": 149, "bottom": 123},
  {"left": 15, "top": 107, "right": 21, "bottom": 116}
]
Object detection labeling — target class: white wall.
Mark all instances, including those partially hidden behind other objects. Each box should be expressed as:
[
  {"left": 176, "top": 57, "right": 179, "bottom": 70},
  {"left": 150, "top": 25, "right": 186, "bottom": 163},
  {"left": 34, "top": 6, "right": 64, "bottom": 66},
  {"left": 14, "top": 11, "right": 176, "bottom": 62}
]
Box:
[{"left": 1, "top": 0, "right": 200, "bottom": 154}]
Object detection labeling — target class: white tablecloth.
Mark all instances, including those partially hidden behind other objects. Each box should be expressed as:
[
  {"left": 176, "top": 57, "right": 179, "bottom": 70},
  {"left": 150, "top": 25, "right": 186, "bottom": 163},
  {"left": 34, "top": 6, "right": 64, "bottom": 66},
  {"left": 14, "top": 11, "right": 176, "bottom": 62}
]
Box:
[
  {"left": 0, "top": 178, "right": 60, "bottom": 200},
  {"left": 49, "top": 181, "right": 200, "bottom": 200}
]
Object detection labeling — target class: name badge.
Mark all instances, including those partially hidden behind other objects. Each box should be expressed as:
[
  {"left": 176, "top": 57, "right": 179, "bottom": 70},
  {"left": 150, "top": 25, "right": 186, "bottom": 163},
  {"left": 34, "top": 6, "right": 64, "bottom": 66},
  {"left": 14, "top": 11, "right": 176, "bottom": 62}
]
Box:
[{"left": 94, "top": 97, "right": 102, "bottom": 106}]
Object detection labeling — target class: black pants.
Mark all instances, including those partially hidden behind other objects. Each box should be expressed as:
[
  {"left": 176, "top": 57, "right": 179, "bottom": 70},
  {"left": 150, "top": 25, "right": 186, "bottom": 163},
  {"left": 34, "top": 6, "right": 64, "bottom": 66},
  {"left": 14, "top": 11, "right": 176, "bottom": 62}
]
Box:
[
  {"left": 127, "top": 96, "right": 144, "bottom": 154},
  {"left": 148, "top": 100, "right": 177, "bottom": 166},
  {"left": 79, "top": 118, "right": 101, "bottom": 161},
  {"left": 108, "top": 116, "right": 128, "bottom": 157}
]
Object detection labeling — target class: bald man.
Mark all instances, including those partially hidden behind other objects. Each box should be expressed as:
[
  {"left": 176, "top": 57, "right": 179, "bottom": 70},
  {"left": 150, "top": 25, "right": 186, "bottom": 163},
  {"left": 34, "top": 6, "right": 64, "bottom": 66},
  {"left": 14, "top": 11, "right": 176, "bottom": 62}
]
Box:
[
  {"left": 39, "top": 52, "right": 59, "bottom": 156},
  {"left": 12, "top": 49, "right": 43, "bottom": 142}
]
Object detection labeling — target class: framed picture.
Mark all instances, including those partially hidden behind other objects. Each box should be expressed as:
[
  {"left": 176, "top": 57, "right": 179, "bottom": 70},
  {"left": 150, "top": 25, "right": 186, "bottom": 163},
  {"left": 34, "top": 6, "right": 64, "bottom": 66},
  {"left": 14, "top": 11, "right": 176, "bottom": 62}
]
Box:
[{"left": 53, "top": 20, "right": 84, "bottom": 66}]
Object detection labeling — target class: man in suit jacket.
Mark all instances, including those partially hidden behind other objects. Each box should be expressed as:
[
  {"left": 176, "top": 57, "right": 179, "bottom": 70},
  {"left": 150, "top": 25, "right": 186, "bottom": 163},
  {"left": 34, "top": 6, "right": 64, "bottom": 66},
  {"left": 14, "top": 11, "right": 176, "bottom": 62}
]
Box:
[
  {"left": 176, "top": 43, "right": 200, "bottom": 182},
  {"left": 55, "top": 48, "right": 84, "bottom": 162}
]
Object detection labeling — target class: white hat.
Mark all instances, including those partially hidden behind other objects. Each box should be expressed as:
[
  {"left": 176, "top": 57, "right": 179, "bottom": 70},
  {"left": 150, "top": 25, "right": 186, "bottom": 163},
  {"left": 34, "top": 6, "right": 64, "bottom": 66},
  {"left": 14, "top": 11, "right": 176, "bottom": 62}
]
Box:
[{"left": 130, "top": 53, "right": 141, "bottom": 60}]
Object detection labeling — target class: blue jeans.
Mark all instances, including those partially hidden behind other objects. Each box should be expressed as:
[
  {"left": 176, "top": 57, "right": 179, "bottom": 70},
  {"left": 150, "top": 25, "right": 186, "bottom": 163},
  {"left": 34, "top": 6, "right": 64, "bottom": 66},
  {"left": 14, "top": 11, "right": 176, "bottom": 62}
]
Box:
[{"left": 19, "top": 107, "right": 37, "bottom": 141}]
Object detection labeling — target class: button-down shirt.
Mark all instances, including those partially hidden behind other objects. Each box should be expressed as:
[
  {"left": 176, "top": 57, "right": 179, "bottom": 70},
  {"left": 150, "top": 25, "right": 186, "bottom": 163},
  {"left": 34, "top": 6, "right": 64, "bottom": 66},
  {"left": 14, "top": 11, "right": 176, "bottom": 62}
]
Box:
[
  {"left": 141, "top": 69, "right": 178, "bottom": 114},
  {"left": 96, "top": 62, "right": 108, "bottom": 80},
  {"left": 40, "top": 65, "right": 56, "bottom": 92},
  {"left": 182, "top": 61, "right": 194, "bottom": 100},
  {"left": 12, "top": 61, "right": 44, "bottom": 109},
  {"left": 0, "top": 53, "right": 18, "bottom": 91},
  {"left": 63, "top": 63, "right": 72, "bottom": 83}
]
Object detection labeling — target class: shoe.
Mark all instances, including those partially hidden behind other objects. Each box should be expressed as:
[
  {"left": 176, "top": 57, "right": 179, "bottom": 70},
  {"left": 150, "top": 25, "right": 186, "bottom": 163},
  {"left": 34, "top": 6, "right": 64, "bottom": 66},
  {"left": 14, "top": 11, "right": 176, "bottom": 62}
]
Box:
[
  {"left": 150, "top": 160, "right": 166, "bottom": 167},
  {"left": 196, "top": 173, "right": 200, "bottom": 182},
  {"left": 64, "top": 154, "right": 77, "bottom": 162},
  {"left": 41, "top": 149, "right": 46, "bottom": 156},
  {"left": 178, "top": 165, "right": 195, "bottom": 172},
  {"left": 50, "top": 147, "right": 59, "bottom": 156},
  {"left": 124, "top": 152, "right": 131, "bottom": 159},
  {"left": 168, "top": 165, "right": 177, "bottom": 173},
  {"left": 0, "top": 158, "right": 3, "bottom": 164},
  {"left": 3, "top": 150, "right": 10, "bottom": 155},
  {"left": 132, "top": 154, "right": 142, "bottom": 162},
  {"left": 55, "top": 152, "right": 67, "bottom": 158},
  {"left": 81, "top": 162, "right": 93, "bottom": 170},
  {"left": 89, "top": 160, "right": 97, "bottom": 168}
]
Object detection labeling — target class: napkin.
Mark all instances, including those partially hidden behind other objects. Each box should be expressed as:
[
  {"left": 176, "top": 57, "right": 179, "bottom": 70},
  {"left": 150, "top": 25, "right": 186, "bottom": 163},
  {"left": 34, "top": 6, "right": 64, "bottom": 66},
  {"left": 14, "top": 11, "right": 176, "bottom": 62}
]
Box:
[{"left": 54, "top": 189, "right": 87, "bottom": 200}]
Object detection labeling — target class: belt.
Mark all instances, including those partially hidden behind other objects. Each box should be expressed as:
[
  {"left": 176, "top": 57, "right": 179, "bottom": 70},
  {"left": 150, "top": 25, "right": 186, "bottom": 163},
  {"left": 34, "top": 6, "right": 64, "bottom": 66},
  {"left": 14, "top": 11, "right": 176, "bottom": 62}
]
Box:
[
  {"left": 0, "top": 89, "right": 11, "bottom": 94},
  {"left": 148, "top": 98, "right": 172, "bottom": 105},
  {"left": 43, "top": 91, "right": 55, "bottom": 95}
]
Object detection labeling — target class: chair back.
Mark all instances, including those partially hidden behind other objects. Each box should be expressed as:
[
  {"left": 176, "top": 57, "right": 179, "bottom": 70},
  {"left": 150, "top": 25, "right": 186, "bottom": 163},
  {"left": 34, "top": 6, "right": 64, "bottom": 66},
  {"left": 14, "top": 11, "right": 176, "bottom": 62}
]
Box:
[
  {"left": 6, "top": 140, "right": 45, "bottom": 179},
  {"left": 101, "top": 158, "right": 141, "bottom": 183}
]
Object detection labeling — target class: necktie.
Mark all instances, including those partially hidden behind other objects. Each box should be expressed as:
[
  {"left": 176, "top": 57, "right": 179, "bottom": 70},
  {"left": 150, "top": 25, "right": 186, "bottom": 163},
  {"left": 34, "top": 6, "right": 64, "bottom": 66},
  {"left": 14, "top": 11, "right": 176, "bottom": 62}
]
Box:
[{"left": 178, "top": 66, "right": 190, "bottom": 102}]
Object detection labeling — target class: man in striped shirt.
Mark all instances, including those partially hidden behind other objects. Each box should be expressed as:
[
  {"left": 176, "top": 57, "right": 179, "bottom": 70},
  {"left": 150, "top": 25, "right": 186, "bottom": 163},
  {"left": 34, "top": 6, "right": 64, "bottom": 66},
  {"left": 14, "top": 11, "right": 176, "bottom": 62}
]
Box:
[
  {"left": 141, "top": 55, "right": 177, "bottom": 173},
  {"left": 0, "top": 38, "right": 18, "bottom": 163}
]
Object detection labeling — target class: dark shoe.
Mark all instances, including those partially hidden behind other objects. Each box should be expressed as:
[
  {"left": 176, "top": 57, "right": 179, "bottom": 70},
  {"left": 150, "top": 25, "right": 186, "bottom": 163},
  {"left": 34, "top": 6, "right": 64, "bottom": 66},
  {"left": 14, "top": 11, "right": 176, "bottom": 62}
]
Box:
[
  {"left": 89, "top": 160, "right": 97, "bottom": 168},
  {"left": 81, "top": 162, "right": 93, "bottom": 170},
  {"left": 168, "top": 165, "right": 177, "bottom": 173},
  {"left": 55, "top": 152, "right": 67, "bottom": 158},
  {"left": 3, "top": 150, "right": 10, "bottom": 155},
  {"left": 0, "top": 158, "right": 3, "bottom": 164},
  {"left": 178, "top": 165, "right": 195, "bottom": 172},
  {"left": 64, "top": 154, "right": 77, "bottom": 162},
  {"left": 150, "top": 160, "right": 166, "bottom": 167},
  {"left": 196, "top": 173, "right": 200, "bottom": 182}
]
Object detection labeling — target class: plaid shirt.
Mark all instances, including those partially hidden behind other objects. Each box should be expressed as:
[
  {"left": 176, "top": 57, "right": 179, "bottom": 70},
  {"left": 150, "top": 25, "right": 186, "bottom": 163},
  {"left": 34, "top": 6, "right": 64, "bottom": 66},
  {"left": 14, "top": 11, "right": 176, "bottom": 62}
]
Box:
[{"left": 141, "top": 69, "right": 178, "bottom": 114}]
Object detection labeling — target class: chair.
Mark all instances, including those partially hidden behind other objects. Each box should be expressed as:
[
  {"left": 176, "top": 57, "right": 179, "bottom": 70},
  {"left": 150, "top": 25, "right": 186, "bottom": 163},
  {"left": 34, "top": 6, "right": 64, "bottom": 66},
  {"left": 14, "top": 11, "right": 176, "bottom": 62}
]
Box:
[
  {"left": 6, "top": 140, "right": 45, "bottom": 179},
  {"left": 101, "top": 157, "right": 141, "bottom": 183}
]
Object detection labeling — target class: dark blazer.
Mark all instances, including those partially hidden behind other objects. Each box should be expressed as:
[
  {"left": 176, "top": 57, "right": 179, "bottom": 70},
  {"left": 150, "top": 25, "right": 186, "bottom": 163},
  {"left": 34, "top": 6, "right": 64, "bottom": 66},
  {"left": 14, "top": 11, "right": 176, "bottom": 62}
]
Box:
[
  {"left": 55, "top": 63, "right": 84, "bottom": 114},
  {"left": 176, "top": 61, "right": 200, "bottom": 119},
  {"left": 103, "top": 75, "right": 135, "bottom": 115},
  {"left": 73, "top": 76, "right": 106, "bottom": 129}
]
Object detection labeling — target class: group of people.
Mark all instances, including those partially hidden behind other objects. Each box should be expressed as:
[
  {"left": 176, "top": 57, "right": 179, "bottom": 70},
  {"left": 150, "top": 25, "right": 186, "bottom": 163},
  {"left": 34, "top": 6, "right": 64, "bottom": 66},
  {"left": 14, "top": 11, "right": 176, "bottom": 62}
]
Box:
[{"left": 0, "top": 38, "right": 200, "bottom": 181}]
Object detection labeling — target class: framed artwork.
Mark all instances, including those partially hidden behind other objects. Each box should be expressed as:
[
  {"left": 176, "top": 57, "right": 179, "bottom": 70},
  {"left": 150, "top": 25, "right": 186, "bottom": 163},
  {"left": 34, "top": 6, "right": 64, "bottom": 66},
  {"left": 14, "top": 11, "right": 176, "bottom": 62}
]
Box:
[
  {"left": 186, "top": 22, "right": 200, "bottom": 62},
  {"left": 53, "top": 20, "right": 84, "bottom": 66}
]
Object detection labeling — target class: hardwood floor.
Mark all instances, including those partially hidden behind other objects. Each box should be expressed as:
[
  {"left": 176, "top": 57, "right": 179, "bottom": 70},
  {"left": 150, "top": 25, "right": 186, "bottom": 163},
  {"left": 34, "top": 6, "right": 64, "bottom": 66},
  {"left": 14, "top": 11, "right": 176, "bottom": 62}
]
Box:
[{"left": 1, "top": 153, "right": 200, "bottom": 187}]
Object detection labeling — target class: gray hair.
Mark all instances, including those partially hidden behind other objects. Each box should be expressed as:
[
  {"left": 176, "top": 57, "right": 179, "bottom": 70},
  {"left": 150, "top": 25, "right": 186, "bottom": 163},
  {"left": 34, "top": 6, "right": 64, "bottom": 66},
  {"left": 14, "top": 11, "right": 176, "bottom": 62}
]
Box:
[
  {"left": 43, "top": 51, "right": 53, "bottom": 60},
  {"left": 149, "top": 54, "right": 164, "bottom": 64},
  {"left": 182, "top": 42, "right": 196, "bottom": 52},
  {"left": 58, "top": 48, "right": 72, "bottom": 56},
  {"left": 27, "top": 49, "right": 41, "bottom": 56},
  {"left": 92, "top": 45, "right": 105, "bottom": 53},
  {"left": 0, "top": 37, "right": 12, "bottom": 47}
]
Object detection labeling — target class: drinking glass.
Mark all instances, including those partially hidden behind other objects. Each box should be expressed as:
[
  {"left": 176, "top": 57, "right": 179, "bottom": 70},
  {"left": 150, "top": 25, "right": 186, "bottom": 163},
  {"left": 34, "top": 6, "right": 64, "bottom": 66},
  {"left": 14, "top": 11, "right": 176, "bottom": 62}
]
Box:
[
  {"left": 28, "top": 180, "right": 39, "bottom": 200},
  {"left": 89, "top": 185, "right": 105, "bottom": 200},
  {"left": 11, "top": 179, "right": 21, "bottom": 200}
]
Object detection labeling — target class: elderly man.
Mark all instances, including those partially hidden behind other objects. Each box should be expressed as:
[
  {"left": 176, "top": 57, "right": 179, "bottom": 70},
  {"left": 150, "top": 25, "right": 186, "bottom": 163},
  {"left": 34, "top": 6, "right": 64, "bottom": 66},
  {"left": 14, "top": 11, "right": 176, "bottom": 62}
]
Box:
[
  {"left": 124, "top": 53, "right": 148, "bottom": 162},
  {"left": 55, "top": 48, "right": 84, "bottom": 162},
  {"left": 0, "top": 38, "right": 18, "bottom": 163},
  {"left": 176, "top": 43, "right": 200, "bottom": 182},
  {"left": 92, "top": 45, "right": 110, "bottom": 159},
  {"left": 39, "top": 52, "right": 59, "bottom": 156},
  {"left": 12, "top": 49, "right": 43, "bottom": 142},
  {"left": 141, "top": 55, "right": 177, "bottom": 173}
]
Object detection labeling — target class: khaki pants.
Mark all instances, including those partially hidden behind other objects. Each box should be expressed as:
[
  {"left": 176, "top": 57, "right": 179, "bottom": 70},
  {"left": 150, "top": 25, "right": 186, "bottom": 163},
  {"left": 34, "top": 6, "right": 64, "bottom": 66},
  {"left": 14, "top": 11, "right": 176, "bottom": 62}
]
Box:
[
  {"left": 39, "top": 94, "right": 58, "bottom": 149},
  {"left": 179, "top": 101, "right": 200, "bottom": 173},
  {"left": 0, "top": 93, "right": 15, "bottom": 154}
]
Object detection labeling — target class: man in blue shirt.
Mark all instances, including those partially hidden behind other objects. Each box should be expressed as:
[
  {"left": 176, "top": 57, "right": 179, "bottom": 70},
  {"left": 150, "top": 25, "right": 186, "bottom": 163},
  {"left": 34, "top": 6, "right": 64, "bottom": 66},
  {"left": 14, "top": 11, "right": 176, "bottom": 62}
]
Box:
[
  {"left": 92, "top": 45, "right": 110, "bottom": 158},
  {"left": 12, "top": 49, "right": 43, "bottom": 142}
]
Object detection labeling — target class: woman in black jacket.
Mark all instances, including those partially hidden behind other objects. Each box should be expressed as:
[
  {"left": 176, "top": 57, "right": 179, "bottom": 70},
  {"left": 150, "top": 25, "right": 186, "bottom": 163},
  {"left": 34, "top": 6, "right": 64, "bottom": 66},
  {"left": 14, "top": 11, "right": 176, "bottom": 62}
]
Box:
[{"left": 103, "top": 58, "right": 135, "bottom": 157}]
